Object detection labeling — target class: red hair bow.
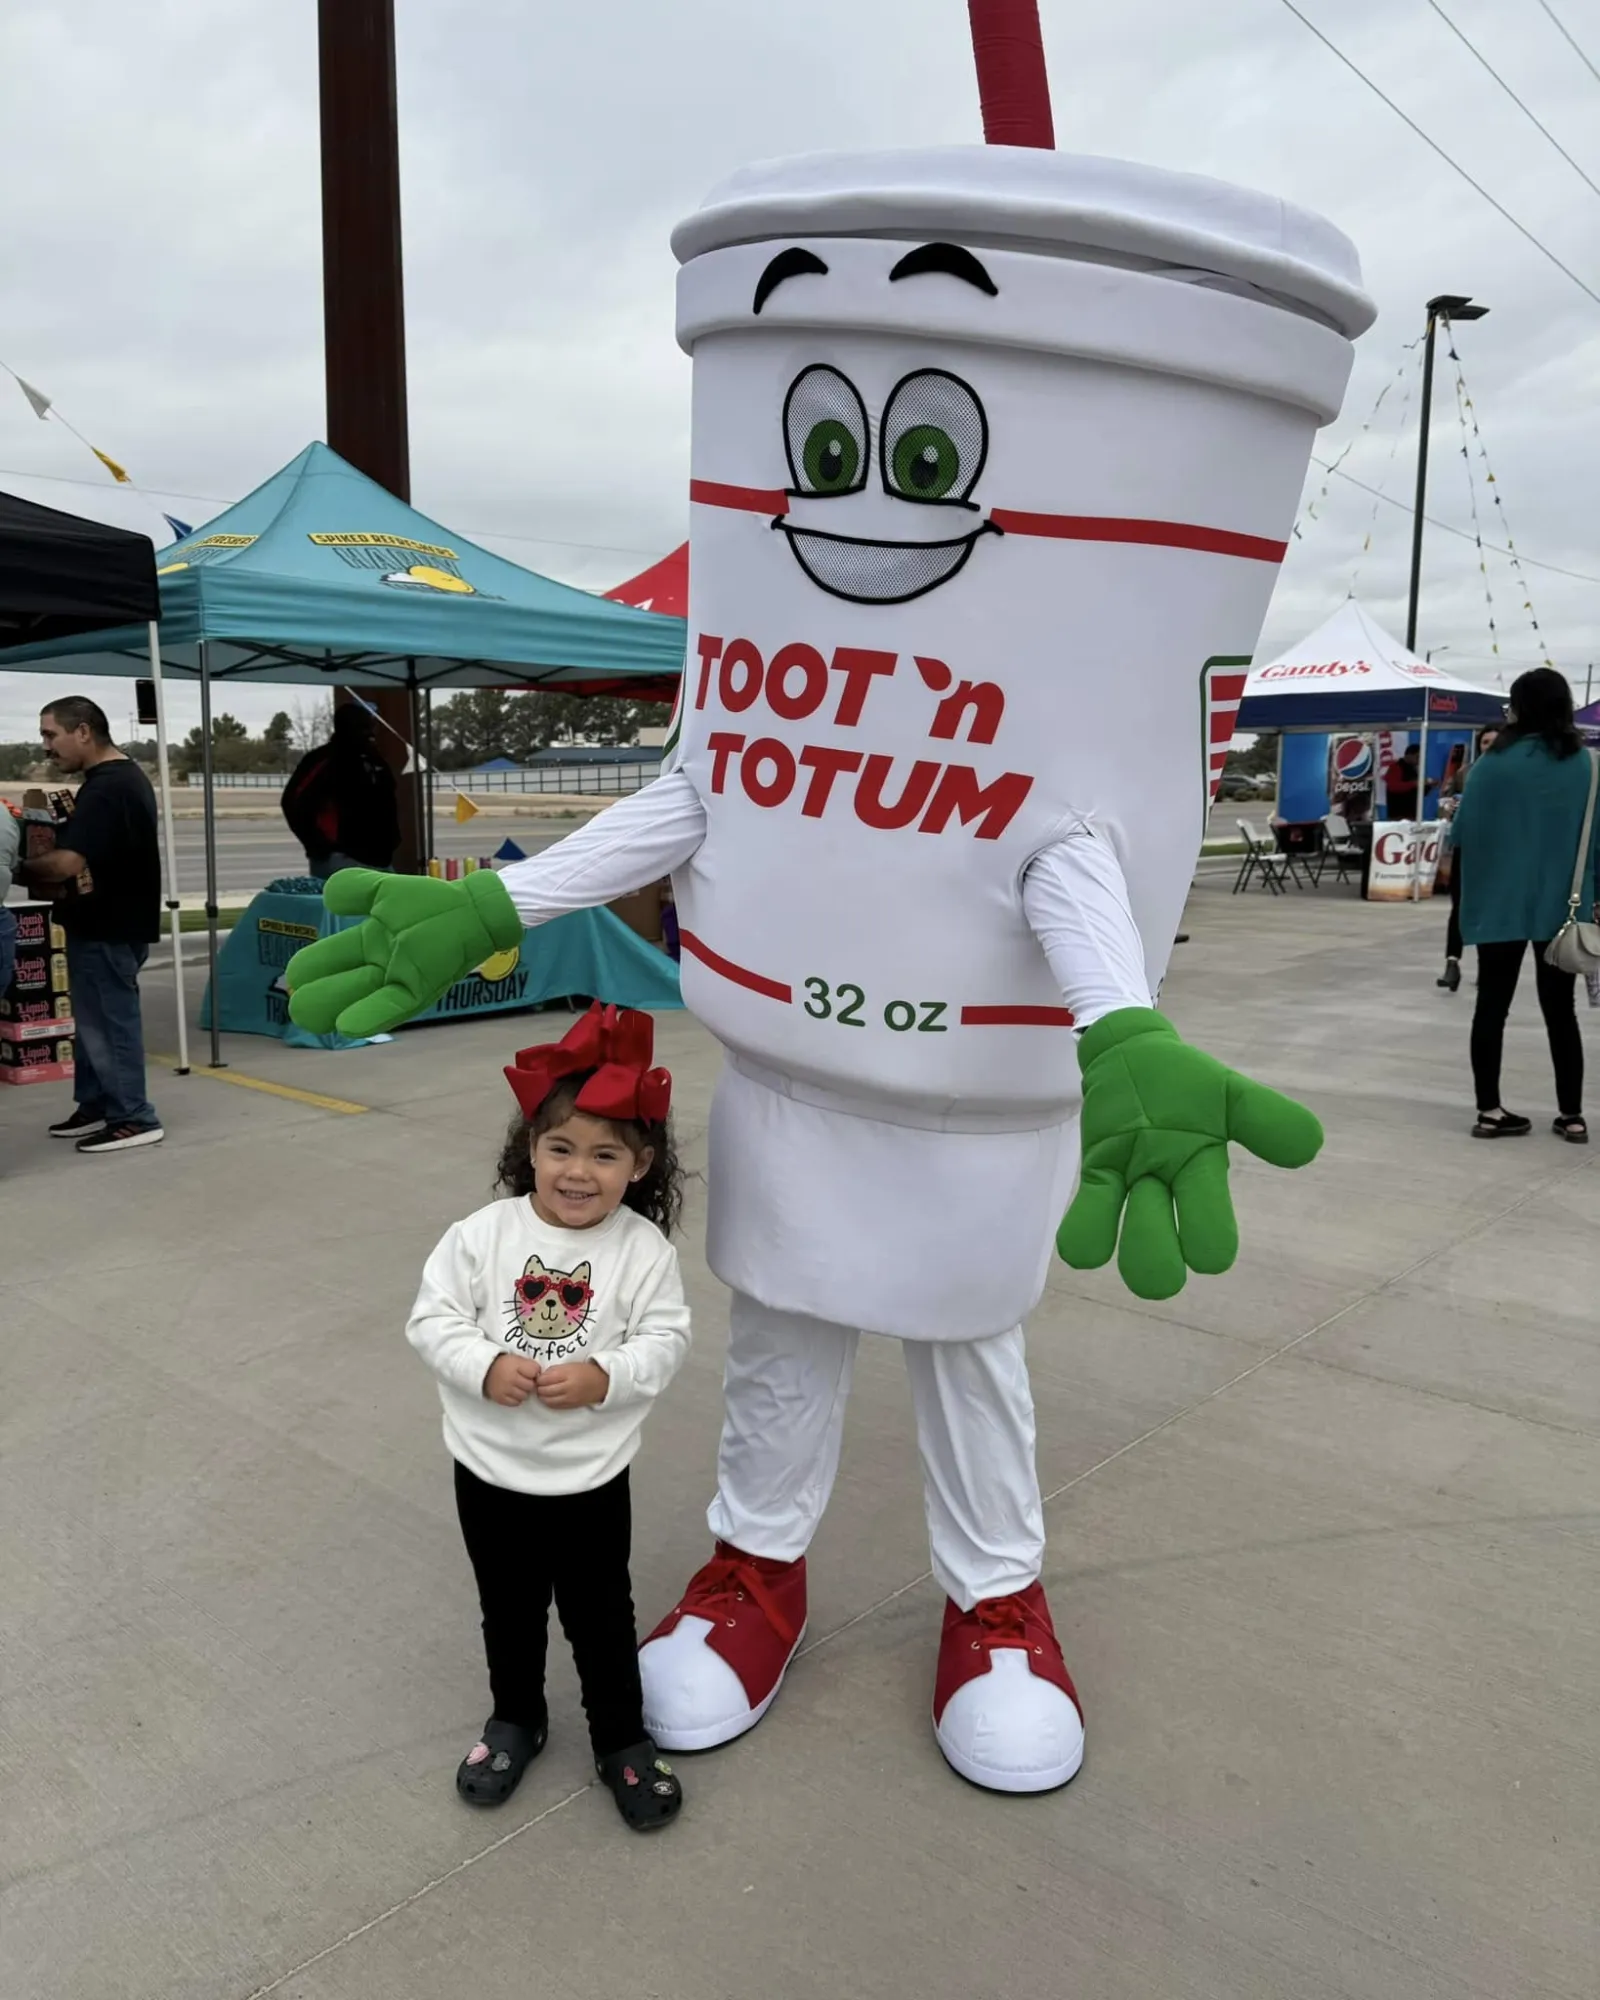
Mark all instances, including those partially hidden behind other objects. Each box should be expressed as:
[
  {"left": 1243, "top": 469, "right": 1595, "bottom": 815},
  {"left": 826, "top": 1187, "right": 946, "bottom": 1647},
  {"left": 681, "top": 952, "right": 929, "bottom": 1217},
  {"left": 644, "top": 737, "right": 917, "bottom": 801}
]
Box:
[{"left": 505, "top": 1002, "right": 672, "bottom": 1124}]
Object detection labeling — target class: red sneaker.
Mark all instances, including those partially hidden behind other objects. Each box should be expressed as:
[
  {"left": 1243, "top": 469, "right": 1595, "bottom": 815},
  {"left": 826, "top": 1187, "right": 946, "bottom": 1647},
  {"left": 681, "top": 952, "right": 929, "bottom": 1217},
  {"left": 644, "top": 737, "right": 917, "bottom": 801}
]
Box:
[
  {"left": 933, "top": 1583, "right": 1084, "bottom": 1792},
  {"left": 640, "top": 1543, "right": 809, "bottom": 1751}
]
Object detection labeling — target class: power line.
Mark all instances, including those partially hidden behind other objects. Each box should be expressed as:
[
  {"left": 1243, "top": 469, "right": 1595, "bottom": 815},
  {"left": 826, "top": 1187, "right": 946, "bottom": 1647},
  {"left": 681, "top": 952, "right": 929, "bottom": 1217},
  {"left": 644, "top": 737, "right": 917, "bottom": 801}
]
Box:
[
  {"left": 1276, "top": 0, "right": 1600, "bottom": 308},
  {"left": 1424, "top": 0, "right": 1600, "bottom": 204},
  {"left": 1309, "top": 454, "right": 1600, "bottom": 584},
  {"left": 1535, "top": 0, "right": 1600, "bottom": 88}
]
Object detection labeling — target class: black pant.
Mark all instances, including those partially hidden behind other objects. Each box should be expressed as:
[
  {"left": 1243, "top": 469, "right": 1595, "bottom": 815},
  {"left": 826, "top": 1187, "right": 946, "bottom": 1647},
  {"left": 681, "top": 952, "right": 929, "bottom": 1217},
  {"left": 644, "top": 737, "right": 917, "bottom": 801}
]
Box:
[
  {"left": 1445, "top": 857, "right": 1464, "bottom": 962},
  {"left": 454, "top": 1460, "right": 645, "bottom": 1758},
  {"left": 1471, "top": 940, "right": 1584, "bottom": 1117}
]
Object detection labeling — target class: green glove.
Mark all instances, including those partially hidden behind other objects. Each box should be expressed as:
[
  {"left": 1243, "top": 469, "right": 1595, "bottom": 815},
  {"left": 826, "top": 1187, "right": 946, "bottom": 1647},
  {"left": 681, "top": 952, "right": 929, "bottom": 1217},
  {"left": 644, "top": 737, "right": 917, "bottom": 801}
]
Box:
[
  {"left": 285, "top": 869, "right": 523, "bottom": 1039},
  {"left": 1057, "top": 1007, "right": 1323, "bottom": 1302}
]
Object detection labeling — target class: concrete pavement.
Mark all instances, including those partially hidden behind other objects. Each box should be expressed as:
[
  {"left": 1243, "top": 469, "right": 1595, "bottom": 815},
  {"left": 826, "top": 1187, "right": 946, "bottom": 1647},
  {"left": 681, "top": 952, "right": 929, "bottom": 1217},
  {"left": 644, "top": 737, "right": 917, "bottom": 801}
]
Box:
[{"left": 0, "top": 872, "right": 1594, "bottom": 2000}]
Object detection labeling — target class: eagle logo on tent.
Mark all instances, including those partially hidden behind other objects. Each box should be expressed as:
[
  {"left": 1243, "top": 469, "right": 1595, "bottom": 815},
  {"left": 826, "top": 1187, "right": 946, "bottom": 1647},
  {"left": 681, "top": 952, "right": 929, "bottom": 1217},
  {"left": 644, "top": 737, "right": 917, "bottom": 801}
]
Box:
[{"left": 382, "top": 565, "right": 477, "bottom": 595}]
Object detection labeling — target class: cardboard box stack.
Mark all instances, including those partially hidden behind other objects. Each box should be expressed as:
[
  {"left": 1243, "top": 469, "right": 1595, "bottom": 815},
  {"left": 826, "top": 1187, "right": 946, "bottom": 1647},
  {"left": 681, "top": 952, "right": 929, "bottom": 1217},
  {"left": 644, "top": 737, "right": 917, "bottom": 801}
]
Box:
[
  {"left": 1, "top": 901, "right": 74, "bottom": 1084},
  {"left": 606, "top": 879, "right": 670, "bottom": 948}
]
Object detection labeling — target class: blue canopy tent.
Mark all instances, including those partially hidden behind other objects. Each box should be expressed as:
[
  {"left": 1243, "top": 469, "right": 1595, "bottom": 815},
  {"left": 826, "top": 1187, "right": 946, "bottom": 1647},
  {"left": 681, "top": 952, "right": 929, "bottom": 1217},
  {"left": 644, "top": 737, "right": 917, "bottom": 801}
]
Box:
[
  {"left": 0, "top": 443, "right": 688, "bottom": 1062},
  {"left": 0, "top": 442, "right": 686, "bottom": 696}
]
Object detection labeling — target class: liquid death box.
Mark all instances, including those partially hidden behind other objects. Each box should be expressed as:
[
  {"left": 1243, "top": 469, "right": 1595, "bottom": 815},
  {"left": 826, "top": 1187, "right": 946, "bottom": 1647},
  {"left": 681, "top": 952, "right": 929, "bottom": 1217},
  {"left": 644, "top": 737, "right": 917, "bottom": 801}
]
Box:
[
  {"left": 0, "top": 901, "right": 74, "bottom": 1033},
  {"left": 0, "top": 1031, "right": 75, "bottom": 1084}
]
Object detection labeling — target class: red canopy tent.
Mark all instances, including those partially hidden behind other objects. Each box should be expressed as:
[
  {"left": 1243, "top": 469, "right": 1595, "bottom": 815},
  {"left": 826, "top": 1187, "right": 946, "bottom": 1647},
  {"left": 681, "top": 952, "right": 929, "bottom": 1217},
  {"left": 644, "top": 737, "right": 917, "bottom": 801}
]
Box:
[{"left": 605, "top": 543, "right": 688, "bottom": 618}]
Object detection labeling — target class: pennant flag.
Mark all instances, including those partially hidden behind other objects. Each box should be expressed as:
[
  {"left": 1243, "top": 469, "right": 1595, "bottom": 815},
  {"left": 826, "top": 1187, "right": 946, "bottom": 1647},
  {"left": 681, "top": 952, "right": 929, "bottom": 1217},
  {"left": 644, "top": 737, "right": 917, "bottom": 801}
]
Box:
[
  {"left": 16, "top": 377, "right": 52, "bottom": 420},
  {"left": 92, "top": 447, "right": 131, "bottom": 485},
  {"left": 454, "top": 793, "right": 479, "bottom": 823},
  {"left": 493, "top": 838, "right": 526, "bottom": 862},
  {"left": 163, "top": 515, "right": 193, "bottom": 541}
]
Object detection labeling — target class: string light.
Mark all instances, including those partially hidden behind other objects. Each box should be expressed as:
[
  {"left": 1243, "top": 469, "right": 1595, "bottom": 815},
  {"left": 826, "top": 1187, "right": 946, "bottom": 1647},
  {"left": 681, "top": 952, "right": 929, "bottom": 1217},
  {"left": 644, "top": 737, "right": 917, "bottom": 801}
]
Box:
[
  {"left": 1292, "top": 337, "right": 1421, "bottom": 548},
  {"left": 1345, "top": 340, "right": 1423, "bottom": 597},
  {"left": 1446, "top": 333, "right": 1558, "bottom": 670},
  {"left": 1443, "top": 316, "right": 1501, "bottom": 660}
]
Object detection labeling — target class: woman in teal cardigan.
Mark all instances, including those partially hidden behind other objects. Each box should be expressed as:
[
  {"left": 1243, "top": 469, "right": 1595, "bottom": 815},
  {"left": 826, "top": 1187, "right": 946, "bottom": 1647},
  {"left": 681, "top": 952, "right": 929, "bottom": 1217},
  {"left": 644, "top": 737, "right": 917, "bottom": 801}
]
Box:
[{"left": 1452, "top": 668, "right": 1598, "bottom": 1141}]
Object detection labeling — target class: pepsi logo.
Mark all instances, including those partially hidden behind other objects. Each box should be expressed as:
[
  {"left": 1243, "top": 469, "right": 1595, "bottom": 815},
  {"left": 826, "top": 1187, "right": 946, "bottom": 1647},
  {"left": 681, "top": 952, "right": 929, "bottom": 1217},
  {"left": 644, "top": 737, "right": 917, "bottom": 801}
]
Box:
[{"left": 1332, "top": 737, "right": 1373, "bottom": 780}]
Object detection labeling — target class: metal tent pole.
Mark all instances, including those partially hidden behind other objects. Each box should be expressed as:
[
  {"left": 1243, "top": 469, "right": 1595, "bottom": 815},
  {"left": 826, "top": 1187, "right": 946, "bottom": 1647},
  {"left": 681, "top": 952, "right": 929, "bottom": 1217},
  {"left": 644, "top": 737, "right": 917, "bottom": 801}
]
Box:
[
  {"left": 408, "top": 666, "right": 426, "bottom": 871},
  {"left": 423, "top": 688, "right": 436, "bottom": 862},
  {"left": 198, "top": 640, "right": 225, "bottom": 1068},
  {"left": 146, "top": 621, "right": 189, "bottom": 1072},
  {"left": 1412, "top": 704, "right": 1431, "bottom": 901}
]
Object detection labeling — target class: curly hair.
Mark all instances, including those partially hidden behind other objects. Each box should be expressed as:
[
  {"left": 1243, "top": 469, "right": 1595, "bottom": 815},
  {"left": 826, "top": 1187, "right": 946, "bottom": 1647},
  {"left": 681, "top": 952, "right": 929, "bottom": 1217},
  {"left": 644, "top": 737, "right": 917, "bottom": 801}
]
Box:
[{"left": 495, "top": 1070, "right": 684, "bottom": 1236}]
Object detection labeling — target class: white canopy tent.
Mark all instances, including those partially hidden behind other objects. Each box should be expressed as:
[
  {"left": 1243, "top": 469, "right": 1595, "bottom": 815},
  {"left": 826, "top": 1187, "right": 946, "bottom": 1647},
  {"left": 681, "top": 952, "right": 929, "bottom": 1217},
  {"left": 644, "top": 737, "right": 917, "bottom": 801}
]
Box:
[{"left": 1239, "top": 599, "right": 1504, "bottom": 737}]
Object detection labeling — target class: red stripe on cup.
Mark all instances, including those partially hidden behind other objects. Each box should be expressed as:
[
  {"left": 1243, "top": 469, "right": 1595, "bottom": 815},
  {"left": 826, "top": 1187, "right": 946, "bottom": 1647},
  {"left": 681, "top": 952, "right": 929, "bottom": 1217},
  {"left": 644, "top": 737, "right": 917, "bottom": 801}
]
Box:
[
  {"left": 690, "top": 479, "right": 789, "bottom": 515},
  {"left": 679, "top": 929, "right": 793, "bottom": 1003},
  {"left": 989, "top": 510, "right": 1287, "bottom": 565},
  {"left": 960, "top": 1004, "right": 1077, "bottom": 1027}
]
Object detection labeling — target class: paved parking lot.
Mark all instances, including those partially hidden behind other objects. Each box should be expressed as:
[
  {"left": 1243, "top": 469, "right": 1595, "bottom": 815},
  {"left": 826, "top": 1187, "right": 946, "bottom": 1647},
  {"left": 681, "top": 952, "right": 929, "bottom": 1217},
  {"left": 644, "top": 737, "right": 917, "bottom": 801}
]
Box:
[{"left": 1, "top": 871, "right": 1593, "bottom": 2000}]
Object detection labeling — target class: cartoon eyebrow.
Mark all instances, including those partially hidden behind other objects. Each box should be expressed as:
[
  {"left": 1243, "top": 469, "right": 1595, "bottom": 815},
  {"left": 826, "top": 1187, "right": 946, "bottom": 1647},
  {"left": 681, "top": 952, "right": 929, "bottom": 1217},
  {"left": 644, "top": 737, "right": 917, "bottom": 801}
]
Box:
[
  {"left": 753, "top": 247, "right": 830, "bottom": 315},
  {"left": 888, "top": 243, "right": 998, "bottom": 296}
]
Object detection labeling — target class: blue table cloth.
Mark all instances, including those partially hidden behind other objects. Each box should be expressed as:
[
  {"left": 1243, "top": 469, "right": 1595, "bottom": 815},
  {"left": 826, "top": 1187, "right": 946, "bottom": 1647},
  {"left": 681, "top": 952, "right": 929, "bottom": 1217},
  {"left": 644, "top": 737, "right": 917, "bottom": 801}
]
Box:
[{"left": 201, "top": 887, "right": 682, "bottom": 1049}]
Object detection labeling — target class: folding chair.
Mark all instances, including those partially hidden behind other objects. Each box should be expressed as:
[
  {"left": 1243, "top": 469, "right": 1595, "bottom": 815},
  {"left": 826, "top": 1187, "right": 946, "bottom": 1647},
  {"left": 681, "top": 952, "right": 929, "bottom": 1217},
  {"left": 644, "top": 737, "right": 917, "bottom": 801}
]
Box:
[
  {"left": 1317, "top": 812, "right": 1363, "bottom": 887},
  {"left": 1232, "top": 820, "right": 1295, "bottom": 894}
]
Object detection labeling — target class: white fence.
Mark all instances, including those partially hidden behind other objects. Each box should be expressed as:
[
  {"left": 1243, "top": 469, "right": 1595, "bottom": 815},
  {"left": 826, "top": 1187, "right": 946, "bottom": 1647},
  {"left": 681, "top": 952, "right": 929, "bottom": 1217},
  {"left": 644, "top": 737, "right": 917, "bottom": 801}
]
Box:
[{"left": 204, "top": 759, "right": 661, "bottom": 798}]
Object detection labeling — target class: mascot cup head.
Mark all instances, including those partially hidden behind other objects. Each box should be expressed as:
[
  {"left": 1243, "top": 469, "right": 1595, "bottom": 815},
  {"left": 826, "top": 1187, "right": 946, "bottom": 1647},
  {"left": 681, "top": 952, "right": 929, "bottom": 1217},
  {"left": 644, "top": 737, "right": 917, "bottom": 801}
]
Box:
[{"left": 666, "top": 148, "right": 1372, "bottom": 1108}]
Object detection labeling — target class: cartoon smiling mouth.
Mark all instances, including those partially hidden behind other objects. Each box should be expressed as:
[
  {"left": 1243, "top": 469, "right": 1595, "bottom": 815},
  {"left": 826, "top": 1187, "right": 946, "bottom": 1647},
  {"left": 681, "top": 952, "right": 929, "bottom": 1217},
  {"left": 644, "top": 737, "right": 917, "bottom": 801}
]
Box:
[{"left": 773, "top": 516, "right": 1001, "bottom": 605}]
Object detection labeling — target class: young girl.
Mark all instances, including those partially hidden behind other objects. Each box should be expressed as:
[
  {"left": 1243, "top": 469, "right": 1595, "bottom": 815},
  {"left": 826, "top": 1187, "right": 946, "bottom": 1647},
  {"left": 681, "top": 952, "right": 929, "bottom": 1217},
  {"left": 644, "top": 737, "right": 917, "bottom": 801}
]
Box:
[{"left": 407, "top": 1002, "right": 691, "bottom": 1831}]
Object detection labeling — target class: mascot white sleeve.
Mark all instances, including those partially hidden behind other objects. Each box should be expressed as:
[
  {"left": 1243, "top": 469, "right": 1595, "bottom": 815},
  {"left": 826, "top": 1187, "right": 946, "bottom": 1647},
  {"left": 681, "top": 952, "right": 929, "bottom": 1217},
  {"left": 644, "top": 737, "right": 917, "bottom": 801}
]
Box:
[{"left": 290, "top": 148, "right": 1371, "bottom": 1793}]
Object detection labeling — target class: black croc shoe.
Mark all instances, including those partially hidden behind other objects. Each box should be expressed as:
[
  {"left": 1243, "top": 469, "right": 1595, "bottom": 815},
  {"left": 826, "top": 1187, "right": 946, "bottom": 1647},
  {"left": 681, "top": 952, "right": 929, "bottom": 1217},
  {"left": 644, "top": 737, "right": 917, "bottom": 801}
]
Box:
[
  {"left": 595, "top": 1740, "right": 683, "bottom": 1832},
  {"left": 456, "top": 1717, "right": 548, "bottom": 1807}
]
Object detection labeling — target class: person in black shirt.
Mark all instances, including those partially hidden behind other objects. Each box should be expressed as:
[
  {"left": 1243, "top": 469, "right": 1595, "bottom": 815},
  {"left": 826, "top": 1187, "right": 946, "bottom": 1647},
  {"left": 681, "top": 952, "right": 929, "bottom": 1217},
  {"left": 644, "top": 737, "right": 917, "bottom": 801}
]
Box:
[
  {"left": 23, "top": 696, "right": 163, "bottom": 1152},
  {"left": 280, "top": 700, "right": 400, "bottom": 877}
]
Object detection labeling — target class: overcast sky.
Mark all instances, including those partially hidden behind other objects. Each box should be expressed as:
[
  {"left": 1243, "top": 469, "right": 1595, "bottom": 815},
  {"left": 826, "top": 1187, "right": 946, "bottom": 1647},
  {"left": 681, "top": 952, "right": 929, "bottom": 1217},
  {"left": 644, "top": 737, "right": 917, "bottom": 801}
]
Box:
[{"left": 2, "top": 0, "right": 1597, "bottom": 743}]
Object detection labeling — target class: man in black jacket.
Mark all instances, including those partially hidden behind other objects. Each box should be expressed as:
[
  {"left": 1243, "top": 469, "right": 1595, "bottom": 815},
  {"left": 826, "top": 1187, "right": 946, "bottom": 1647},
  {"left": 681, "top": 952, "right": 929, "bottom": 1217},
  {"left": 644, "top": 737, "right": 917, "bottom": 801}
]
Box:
[
  {"left": 280, "top": 701, "right": 400, "bottom": 877},
  {"left": 25, "top": 696, "right": 163, "bottom": 1153}
]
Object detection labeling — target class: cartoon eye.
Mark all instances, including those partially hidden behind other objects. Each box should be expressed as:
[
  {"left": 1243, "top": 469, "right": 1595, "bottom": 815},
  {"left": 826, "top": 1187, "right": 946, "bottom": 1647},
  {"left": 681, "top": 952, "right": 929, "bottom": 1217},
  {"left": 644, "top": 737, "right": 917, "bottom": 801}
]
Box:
[
  {"left": 518, "top": 1276, "right": 551, "bottom": 1304},
  {"left": 560, "top": 1282, "right": 591, "bottom": 1311},
  {"left": 880, "top": 370, "right": 988, "bottom": 505},
  {"left": 783, "top": 366, "right": 869, "bottom": 497}
]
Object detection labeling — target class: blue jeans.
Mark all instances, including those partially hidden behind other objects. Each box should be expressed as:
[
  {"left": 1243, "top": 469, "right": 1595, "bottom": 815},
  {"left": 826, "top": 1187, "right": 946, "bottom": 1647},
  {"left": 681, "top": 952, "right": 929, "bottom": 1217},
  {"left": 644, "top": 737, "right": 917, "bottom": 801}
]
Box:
[
  {"left": 67, "top": 937, "right": 157, "bottom": 1128},
  {"left": 0, "top": 906, "right": 15, "bottom": 998}
]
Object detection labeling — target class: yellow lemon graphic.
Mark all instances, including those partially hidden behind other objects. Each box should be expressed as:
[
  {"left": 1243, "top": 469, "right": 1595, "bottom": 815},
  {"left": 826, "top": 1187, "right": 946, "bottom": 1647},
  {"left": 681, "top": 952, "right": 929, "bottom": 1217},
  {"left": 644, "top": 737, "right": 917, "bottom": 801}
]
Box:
[
  {"left": 408, "top": 565, "right": 474, "bottom": 593},
  {"left": 476, "top": 946, "right": 521, "bottom": 981},
  {"left": 157, "top": 561, "right": 189, "bottom": 574}
]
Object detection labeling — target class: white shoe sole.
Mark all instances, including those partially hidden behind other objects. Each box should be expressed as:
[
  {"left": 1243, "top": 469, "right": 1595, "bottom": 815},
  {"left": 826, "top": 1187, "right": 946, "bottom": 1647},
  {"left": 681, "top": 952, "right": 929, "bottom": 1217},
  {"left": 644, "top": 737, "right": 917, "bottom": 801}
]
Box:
[
  {"left": 78, "top": 1127, "right": 165, "bottom": 1154},
  {"left": 51, "top": 1121, "right": 105, "bottom": 1140},
  {"left": 644, "top": 1621, "right": 807, "bottom": 1752},
  {"left": 934, "top": 1717, "right": 1085, "bottom": 1794}
]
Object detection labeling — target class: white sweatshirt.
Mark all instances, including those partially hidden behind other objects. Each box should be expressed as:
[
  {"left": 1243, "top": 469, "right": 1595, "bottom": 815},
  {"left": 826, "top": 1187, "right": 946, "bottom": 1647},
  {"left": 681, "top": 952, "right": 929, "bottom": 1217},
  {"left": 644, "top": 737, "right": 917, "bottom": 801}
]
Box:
[{"left": 406, "top": 1196, "right": 691, "bottom": 1496}]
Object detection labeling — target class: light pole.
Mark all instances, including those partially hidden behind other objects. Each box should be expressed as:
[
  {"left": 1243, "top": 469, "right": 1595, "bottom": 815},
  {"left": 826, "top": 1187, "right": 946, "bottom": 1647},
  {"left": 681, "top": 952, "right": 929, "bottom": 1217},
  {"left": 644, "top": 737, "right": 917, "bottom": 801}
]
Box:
[{"left": 1406, "top": 294, "right": 1488, "bottom": 654}]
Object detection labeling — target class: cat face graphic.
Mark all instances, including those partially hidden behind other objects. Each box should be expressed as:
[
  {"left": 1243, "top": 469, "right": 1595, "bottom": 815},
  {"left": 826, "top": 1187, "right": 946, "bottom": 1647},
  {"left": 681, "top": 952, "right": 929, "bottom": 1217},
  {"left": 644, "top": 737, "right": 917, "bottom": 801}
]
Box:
[{"left": 510, "top": 1255, "right": 593, "bottom": 1341}]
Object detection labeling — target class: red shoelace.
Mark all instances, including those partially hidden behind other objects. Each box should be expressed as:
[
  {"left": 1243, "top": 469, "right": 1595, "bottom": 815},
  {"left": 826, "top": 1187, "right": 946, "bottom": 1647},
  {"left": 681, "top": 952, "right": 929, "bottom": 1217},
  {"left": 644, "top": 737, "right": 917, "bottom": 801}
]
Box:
[
  {"left": 679, "top": 1553, "right": 799, "bottom": 1648},
  {"left": 967, "top": 1591, "right": 1058, "bottom": 1655}
]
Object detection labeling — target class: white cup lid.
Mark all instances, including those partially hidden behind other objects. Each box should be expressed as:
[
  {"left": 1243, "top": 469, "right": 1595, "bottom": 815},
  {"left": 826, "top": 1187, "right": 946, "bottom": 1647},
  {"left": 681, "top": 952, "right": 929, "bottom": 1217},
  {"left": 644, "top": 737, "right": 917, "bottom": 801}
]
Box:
[{"left": 674, "top": 146, "right": 1374, "bottom": 338}]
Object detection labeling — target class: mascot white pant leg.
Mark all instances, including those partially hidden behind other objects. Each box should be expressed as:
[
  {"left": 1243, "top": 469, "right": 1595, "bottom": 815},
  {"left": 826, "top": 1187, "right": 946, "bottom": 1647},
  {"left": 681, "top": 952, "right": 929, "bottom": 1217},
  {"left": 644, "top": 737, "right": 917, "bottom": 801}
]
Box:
[
  {"left": 286, "top": 146, "right": 1370, "bottom": 1794},
  {"left": 648, "top": 1299, "right": 1071, "bottom": 1789}
]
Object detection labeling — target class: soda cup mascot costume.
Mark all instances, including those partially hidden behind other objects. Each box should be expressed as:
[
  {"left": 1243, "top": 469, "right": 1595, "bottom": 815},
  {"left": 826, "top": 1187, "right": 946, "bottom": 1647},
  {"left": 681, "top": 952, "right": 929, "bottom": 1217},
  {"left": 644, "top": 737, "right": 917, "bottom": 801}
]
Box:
[{"left": 289, "top": 147, "right": 1372, "bottom": 1791}]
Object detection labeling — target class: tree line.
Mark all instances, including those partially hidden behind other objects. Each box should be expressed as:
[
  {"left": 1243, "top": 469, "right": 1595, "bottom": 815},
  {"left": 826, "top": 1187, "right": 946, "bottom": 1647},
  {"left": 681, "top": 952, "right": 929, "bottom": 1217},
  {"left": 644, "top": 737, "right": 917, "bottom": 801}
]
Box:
[{"left": 0, "top": 689, "right": 667, "bottom": 783}]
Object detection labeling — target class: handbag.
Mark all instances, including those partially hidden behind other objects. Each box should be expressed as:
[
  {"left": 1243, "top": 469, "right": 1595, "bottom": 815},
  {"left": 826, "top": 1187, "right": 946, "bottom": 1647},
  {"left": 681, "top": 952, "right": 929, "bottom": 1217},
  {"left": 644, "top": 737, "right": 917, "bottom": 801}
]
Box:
[{"left": 1545, "top": 749, "right": 1600, "bottom": 976}]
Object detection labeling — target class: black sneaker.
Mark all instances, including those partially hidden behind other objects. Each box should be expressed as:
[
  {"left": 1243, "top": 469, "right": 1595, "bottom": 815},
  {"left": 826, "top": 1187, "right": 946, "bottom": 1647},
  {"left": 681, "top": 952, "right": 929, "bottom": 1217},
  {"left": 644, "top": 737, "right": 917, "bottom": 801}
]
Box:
[
  {"left": 75, "top": 1122, "right": 165, "bottom": 1154},
  {"left": 49, "top": 1107, "right": 106, "bottom": 1140}
]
